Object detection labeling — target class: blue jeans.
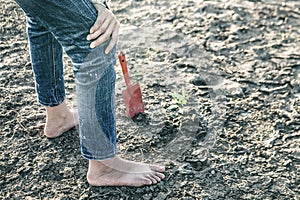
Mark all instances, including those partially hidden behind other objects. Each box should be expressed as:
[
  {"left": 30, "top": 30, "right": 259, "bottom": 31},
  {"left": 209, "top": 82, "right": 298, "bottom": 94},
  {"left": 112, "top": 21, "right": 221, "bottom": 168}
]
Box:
[{"left": 15, "top": 0, "right": 118, "bottom": 160}]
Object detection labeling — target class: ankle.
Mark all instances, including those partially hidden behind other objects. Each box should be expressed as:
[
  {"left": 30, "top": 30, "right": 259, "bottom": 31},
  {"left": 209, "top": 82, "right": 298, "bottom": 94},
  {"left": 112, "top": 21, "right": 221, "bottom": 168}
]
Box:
[
  {"left": 45, "top": 101, "right": 70, "bottom": 118},
  {"left": 88, "top": 160, "right": 113, "bottom": 180},
  {"left": 89, "top": 159, "right": 115, "bottom": 172}
]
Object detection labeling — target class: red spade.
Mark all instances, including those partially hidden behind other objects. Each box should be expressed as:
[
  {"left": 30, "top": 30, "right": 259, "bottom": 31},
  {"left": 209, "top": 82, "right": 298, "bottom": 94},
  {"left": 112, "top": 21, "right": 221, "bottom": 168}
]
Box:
[{"left": 118, "top": 52, "right": 145, "bottom": 118}]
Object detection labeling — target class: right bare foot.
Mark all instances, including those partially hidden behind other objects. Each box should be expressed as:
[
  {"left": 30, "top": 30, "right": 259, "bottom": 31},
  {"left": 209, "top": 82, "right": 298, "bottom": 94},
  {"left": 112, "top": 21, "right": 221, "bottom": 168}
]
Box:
[
  {"left": 44, "top": 101, "right": 78, "bottom": 138},
  {"left": 87, "top": 156, "right": 165, "bottom": 187}
]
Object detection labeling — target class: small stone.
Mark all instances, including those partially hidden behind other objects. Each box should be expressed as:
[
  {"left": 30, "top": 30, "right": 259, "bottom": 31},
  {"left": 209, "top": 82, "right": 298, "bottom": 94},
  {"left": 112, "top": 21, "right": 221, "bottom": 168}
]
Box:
[
  {"left": 63, "top": 167, "right": 74, "bottom": 177},
  {"left": 153, "top": 192, "right": 168, "bottom": 200},
  {"left": 142, "top": 193, "right": 153, "bottom": 200}
]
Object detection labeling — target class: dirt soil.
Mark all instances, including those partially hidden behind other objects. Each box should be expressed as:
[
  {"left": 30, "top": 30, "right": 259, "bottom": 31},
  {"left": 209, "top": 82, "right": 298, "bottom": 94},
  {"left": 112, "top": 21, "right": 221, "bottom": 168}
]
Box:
[{"left": 1, "top": 0, "right": 300, "bottom": 199}]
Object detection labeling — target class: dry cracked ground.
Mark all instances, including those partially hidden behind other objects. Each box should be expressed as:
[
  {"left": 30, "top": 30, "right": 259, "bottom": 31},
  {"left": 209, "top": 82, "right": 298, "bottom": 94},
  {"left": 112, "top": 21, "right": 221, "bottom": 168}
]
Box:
[{"left": 1, "top": 0, "right": 299, "bottom": 199}]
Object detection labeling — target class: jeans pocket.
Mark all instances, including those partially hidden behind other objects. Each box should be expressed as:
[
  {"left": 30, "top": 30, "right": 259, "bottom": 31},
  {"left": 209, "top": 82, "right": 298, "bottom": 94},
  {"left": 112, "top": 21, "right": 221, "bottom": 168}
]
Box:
[{"left": 81, "top": 0, "right": 98, "bottom": 20}]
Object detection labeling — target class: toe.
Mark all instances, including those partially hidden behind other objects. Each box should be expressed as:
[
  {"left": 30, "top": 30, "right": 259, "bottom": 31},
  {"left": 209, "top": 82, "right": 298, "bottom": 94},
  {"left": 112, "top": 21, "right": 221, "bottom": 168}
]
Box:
[
  {"left": 141, "top": 177, "right": 152, "bottom": 186},
  {"left": 150, "top": 165, "right": 165, "bottom": 173},
  {"left": 147, "top": 174, "right": 158, "bottom": 184},
  {"left": 151, "top": 172, "right": 162, "bottom": 183},
  {"left": 155, "top": 171, "right": 165, "bottom": 181}
]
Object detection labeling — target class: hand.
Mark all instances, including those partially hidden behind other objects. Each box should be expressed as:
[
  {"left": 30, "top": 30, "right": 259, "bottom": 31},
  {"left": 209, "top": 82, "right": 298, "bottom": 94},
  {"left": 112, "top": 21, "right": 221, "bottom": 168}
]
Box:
[{"left": 87, "top": 4, "right": 120, "bottom": 54}]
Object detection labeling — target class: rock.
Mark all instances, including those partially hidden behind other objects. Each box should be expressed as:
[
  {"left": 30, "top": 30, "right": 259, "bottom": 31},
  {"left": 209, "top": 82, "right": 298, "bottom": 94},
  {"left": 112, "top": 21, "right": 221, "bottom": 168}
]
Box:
[{"left": 153, "top": 192, "right": 169, "bottom": 200}]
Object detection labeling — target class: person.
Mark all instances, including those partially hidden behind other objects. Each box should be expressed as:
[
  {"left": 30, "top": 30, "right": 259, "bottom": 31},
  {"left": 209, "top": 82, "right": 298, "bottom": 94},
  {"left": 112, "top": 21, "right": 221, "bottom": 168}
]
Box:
[{"left": 14, "top": 0, "right": 165, "bottom": 187}]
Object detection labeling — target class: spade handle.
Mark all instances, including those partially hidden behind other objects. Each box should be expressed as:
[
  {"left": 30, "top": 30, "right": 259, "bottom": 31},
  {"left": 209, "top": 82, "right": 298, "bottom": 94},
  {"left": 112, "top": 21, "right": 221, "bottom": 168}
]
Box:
[{"left": 118, "top": 51, "right": 131, "bottom": 87}]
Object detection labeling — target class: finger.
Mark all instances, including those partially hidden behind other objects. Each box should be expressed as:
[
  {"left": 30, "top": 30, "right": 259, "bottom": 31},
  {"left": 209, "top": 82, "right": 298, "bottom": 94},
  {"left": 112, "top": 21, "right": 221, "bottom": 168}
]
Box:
[
  {"left": 90, "top": 28, "right": 112, "bottom": 49},
  {"left": 90, "top": 19, "right": 119, "bottom": 49},
  {"left": 87, "top": 21, "right": 108, "bottom": 40},
  {"left": 105, "top": 23, "right": 119, "bottom": 54},
  {"left": 90, "top": 8, "right": 113, "bottom": 33},
  {"left": 90, "top": 15, "right": 105, "bottom": 34},
  {"left": 88, "top": 11, "right": 115, "bottom": 41},
  {"left": 88, "top": 17, "right": 111, "bottom": 40}
]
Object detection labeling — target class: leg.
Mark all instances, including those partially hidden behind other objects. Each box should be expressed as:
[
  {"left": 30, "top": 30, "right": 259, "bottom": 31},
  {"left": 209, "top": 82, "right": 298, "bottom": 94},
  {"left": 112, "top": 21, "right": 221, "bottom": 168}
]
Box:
[
  {"left": 26, "top": 16, "right": 78, "bottom": 138},
  {"left": 15, "top": 0, "right": 165, "bottom": 186}
]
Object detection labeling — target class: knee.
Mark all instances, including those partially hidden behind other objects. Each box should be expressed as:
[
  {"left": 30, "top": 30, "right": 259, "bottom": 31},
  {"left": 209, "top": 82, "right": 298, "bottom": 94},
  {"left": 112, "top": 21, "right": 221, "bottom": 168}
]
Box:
[{"left": 73, "top": 45, "right": 117, "bottom": 86}]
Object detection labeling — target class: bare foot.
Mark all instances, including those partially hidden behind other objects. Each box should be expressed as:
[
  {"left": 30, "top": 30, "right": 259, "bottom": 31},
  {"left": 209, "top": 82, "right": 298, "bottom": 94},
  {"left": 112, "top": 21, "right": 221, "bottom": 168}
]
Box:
[
  {"left": 87, "top": 156, "right": 165, "bottom": 187},
  {"left": 44, "top": 101, "right": 78, "bottom": 138}
]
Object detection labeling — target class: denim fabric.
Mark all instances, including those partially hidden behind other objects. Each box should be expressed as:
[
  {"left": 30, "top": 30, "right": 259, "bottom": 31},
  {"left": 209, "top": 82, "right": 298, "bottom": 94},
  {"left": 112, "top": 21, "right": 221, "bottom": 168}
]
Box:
[
  {"left": 26, "top": 16, "right": 65, "bottom": 107},
  {"left": 15, "top": 0, "right": 118, "bottom": 160}
]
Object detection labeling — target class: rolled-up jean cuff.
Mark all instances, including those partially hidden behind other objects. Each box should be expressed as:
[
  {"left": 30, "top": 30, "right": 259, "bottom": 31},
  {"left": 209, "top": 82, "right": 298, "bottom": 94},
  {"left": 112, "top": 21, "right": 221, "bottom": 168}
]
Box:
[
  {"left": 38, "top": 97, "right": 65, "bottom": 107},
  {"left": 82, "top": 148, "right": 117, "bottom": 160}
]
